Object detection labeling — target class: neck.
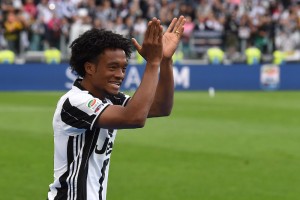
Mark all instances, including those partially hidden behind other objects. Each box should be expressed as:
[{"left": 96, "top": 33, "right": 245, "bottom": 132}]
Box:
[{"left": 80, "top": 78, "right": 106, "bottom": 100}]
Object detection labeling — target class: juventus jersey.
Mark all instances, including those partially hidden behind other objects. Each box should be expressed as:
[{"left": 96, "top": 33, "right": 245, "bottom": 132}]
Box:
[{"left": 48, "top": 79, "right": 130, "bottom": 200}]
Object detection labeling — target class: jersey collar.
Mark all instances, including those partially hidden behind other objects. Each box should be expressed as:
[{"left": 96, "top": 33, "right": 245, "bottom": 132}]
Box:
[
  {"left": 73, "top": 78, "right": 86, "bottom": 91},
  {"left": 73, "top": 78, "right": 105, "bottom": 101}
]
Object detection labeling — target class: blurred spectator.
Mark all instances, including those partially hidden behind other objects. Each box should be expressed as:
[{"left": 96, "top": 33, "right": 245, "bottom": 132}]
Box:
[
  {"left": 46, "top": 12, "right": 61, "bottom": 49},
  {"left": 275, "top": 4, "right": 300, "bottom": 52},
  {"left": 204, "top": 11, "right": 224, "bottom": 31},
  {"left": 68, "top": 8, "right": 92, "bottom": 50},
  {"left": 93, "top": 17, "right": 103, "bottom": 30},
  {"left": 0, "top": 10, "right": 6, "bottom": 49},
  {"left": 194, "top": 14, "right": 207, "bottom": 31},
  {"left": 36, "top": 0, "right": 53, "bottom": 25},
  {"left": 122, "top": 15, "right": 134, "bottom": 39},
  {"left": 273, "top": 49, "right": 285, "bottom": 65},
  {"left": 172, "top": 48, "right": 184, "bottom": 64},
  {"left": 95, "top": 0, "right": 116, "bottom": 28},
  {"left": 0, "top": 0, "right": 300, "bottom": 63},
  {"left": 23, "top": 0, "right": 37, "bottom": 19},
  {"left": 195, "top": 0, "right": 211, "bottom": 17},
  {"left": 224, "top": 9, "right": 239, "bottom": 58},
  {"left": 57, "top": 0, "right": 78, "bottom": 20},
  {"left": 182, "top": 15, "right": 195, "bottom": 58},
  {"left": 158, "top": 0, "right": 170, "bottom": 24},
  {"left": 132, "top": 15, "right": 147, "bottom": 45},
  {"left": 207, "top": 46, "right": 224, "bottom": 64},
  {"left": 18, "top": 5, "right": 31, "bottom": 53},
  {"left": 245, "top": 43, "right": 261, "bottom": 65},
  {"left": 113, "top": 16, "right": 126, "bottom": 34},
  {"left": 253, "top": 13, "right": 273, "bottom": 54},
  {"left": 0, "top": 49, "right": 15, "bottom": 64},
  {"left": 60, "top": 16, "right": 70, "bottom": 57},
  {"left": 275, "top": 30, "right": 300, "bottom": 52},
  {"left": 44, "top": 47, "right": 61, "bottom": 64},
  {"left": 3, "top": 11, "right": 23, "bottom": 54},
  {"left": 144, "top": 0, "right": 160, "bottom": 20},
  {"left": 238, "top": 13, "right": 252, "bottom": 53},
  {"left": 29, "top": 18, "right": 45, "bottom": 51}
]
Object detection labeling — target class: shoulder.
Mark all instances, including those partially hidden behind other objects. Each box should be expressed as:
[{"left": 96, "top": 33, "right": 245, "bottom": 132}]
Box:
[
  {"left": 58, "top": 88, "right": 91, "bottom": 105},
  {"left": 56, "top": 88, "right": 102, "bottom": 112},
  {"left": 106, "top": 92, "right": 131, "bottom": 106}
]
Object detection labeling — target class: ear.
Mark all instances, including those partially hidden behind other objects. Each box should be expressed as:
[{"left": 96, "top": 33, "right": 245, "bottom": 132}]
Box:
[{"left": 84, "top": 62, "right": 96, "bottom": 76}]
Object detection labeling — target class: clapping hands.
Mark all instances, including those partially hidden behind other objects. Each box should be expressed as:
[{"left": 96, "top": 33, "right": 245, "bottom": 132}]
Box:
[
  {"left": 132, "top": 18, "right": 163, "bottom": 65},
  {"left": 162, "top": 16, "right": 186, "bottom": 59}
]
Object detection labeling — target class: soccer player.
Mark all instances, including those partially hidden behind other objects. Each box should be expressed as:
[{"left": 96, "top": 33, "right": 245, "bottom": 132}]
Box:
[{"left": 47, "top": 16, "right": 186, "bottom": 200}]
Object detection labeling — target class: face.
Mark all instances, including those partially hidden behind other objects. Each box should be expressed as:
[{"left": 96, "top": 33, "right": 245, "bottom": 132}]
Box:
[{"left": 88, "top": 48, "right": 128, "bottom": 99}]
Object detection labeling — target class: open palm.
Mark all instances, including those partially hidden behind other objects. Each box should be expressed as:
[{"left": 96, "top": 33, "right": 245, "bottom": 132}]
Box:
[{"left": 162, "top": 16, "right": 186, "bottom": 59}]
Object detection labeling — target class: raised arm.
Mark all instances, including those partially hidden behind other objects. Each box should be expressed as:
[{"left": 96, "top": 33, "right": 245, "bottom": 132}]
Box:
[
  {"left": 148, "top": 16, "right": 186, "bottom": 117},
  {"left": 97, "top": 18, "right": 163, "bottom": 129}
]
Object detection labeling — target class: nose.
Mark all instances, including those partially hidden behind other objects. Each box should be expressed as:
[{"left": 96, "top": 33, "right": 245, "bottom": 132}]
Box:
[{"left": 115, "top": 68, "right": 125, "bottom": 79}]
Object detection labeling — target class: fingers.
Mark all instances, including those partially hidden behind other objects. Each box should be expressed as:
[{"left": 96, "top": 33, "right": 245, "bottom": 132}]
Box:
[
  {"left": 145, "top": 17, "right": 162, "bottom": 43},
  {"left": 149, "top": 16, "right": 187, "bottom": 35},
  {"left": 157, "top": 24, "right": 163, "bottom": 44},
  {"left": 177, "top": 16, "right": 186, "bottom": 33},
  {"left": 173, "top": 15, "right": 186, "bottom": 34},
  {"left": 131, "top": 38, "right": 141, "bottom": 52},
  {"left": 136, "top": 18, "right": 163, "bottom": 61},
  {"left": 148, "top": 18, "right": 156, "bottom": 41},
  {"left": 153, "top": 19, "right": 162, "bottom": 42},
  {"left": 165, "top": 15, "right": 186, "bottom": 38},
  {"left": 166, "top": 17, "right": 177, "bottom": 33},
  {"left": 151, "top": 18, "right": 161, "bottom": 42}
]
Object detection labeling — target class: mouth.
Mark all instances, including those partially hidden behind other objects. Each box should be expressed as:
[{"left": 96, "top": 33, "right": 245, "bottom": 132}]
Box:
[{"left": 109, "top": 81, "right": 122, "bottom": 89}]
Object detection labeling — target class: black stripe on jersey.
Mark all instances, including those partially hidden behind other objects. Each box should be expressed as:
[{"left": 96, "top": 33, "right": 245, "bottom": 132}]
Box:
[
  {"left": 123, "top": 97, "right": 130, "bottom": 106},
  {"left": 54, "top": 136, "right": 75, "bottom": 200},
  {"left": 69, "top": 135, "right": 81, "bottom": 200},
  {"left": 107, "top": 92, "right": 128, "bottom": 105},
  {"left": 99, "top": 158, "right": 110, "bottom": 200},
  {"left": 76, "top": 128, "right": 100, "bottom": 200},
  {"left": 61, "top": 98, "right": 97, "bottom": 129}
]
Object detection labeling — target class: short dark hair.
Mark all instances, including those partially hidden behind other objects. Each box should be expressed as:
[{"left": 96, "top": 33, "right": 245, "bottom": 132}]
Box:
[{"left": 69, "top": 28, "right": 133, "bottom": 77}]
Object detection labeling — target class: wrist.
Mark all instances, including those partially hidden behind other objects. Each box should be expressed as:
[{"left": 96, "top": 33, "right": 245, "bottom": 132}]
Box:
[
  {"left": 161, "top": 57, "right": 173, "bottom": 65},
  {"left": 146, "top": 61, "right": 160, "bottom": 69}
]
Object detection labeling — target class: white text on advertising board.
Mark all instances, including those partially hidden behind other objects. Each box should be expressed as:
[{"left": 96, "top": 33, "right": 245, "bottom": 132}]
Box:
[{"left": 65, "top": 66, "right": 190, "bottom": 90}]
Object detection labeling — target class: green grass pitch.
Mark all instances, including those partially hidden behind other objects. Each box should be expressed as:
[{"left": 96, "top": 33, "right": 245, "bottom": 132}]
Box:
[{"left": 0, "top": 91, "right": 299, "bottom": 200}]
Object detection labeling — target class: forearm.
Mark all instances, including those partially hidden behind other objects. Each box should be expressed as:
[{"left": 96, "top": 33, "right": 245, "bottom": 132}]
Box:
[
  {"left": 126, "top": 62, "right": 160, "bottom": 121},
  {"left": 146, "top": 16, "right": 186, "bottom": 117},
  {"left": 148, "top": 57, "right": 174, "bottom": 117}
]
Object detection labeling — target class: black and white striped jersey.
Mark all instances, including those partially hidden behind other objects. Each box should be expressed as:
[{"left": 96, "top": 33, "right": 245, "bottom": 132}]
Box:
[{"left": 48, "top": 79, "right": 130, "bottom": 200}]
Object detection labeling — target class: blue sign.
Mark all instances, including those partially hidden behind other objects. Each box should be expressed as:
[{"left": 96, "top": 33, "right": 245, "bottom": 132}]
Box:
[{"left": 0, "top": 63, "right": 299, "bottom": 91}]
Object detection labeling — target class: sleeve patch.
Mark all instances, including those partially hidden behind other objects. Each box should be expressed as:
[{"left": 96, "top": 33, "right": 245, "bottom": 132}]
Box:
[{"left": 86, "top": 98, "right": 103, "bottom": 113}]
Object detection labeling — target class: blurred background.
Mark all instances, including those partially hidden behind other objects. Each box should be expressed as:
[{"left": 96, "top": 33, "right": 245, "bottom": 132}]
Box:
[
  {"left": 1, "top": 1, "right": 300, "bottom": 200},
  {"left": 0, "top": 0, "right": 300, "bottom": 64}
]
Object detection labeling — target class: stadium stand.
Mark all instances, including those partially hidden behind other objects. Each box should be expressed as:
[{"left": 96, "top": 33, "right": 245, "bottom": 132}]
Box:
[{"left": 0, "top": 0, "right": 300, "bottom": 64}]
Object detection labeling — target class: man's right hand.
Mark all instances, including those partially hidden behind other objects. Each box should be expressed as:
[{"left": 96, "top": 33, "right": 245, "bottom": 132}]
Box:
[{"left": 132, "top": 18, "right": 163, "bottom": 66}]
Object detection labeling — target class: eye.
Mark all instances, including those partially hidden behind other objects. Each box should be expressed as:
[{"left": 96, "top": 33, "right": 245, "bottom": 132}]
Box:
[{"left": 109, "top": 65, "right": 117, "bottom": 71}]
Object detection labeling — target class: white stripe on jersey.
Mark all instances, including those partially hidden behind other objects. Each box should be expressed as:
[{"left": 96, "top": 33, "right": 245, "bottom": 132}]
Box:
[
  {"left": 73, "top": 134, "right": 84, "bottom": 200},
  {"left": 66, "top": 134, "right": 84, "bottom": 200},
  {"left": 48, "top": 79, "right": 131, "bottom": 200}
]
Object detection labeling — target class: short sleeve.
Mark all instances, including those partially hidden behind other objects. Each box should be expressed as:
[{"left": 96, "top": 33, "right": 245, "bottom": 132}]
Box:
[
  {"left": 60, "top": 94, "right": 110, "bottom": 131},
  {"left": 107, "top": 92, "right": 131, "bottom": 106}
]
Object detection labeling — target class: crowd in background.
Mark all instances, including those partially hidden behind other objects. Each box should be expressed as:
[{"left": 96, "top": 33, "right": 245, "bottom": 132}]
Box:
[{"left": 0, "top": 0, "right": 300, "bottom": 62}]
